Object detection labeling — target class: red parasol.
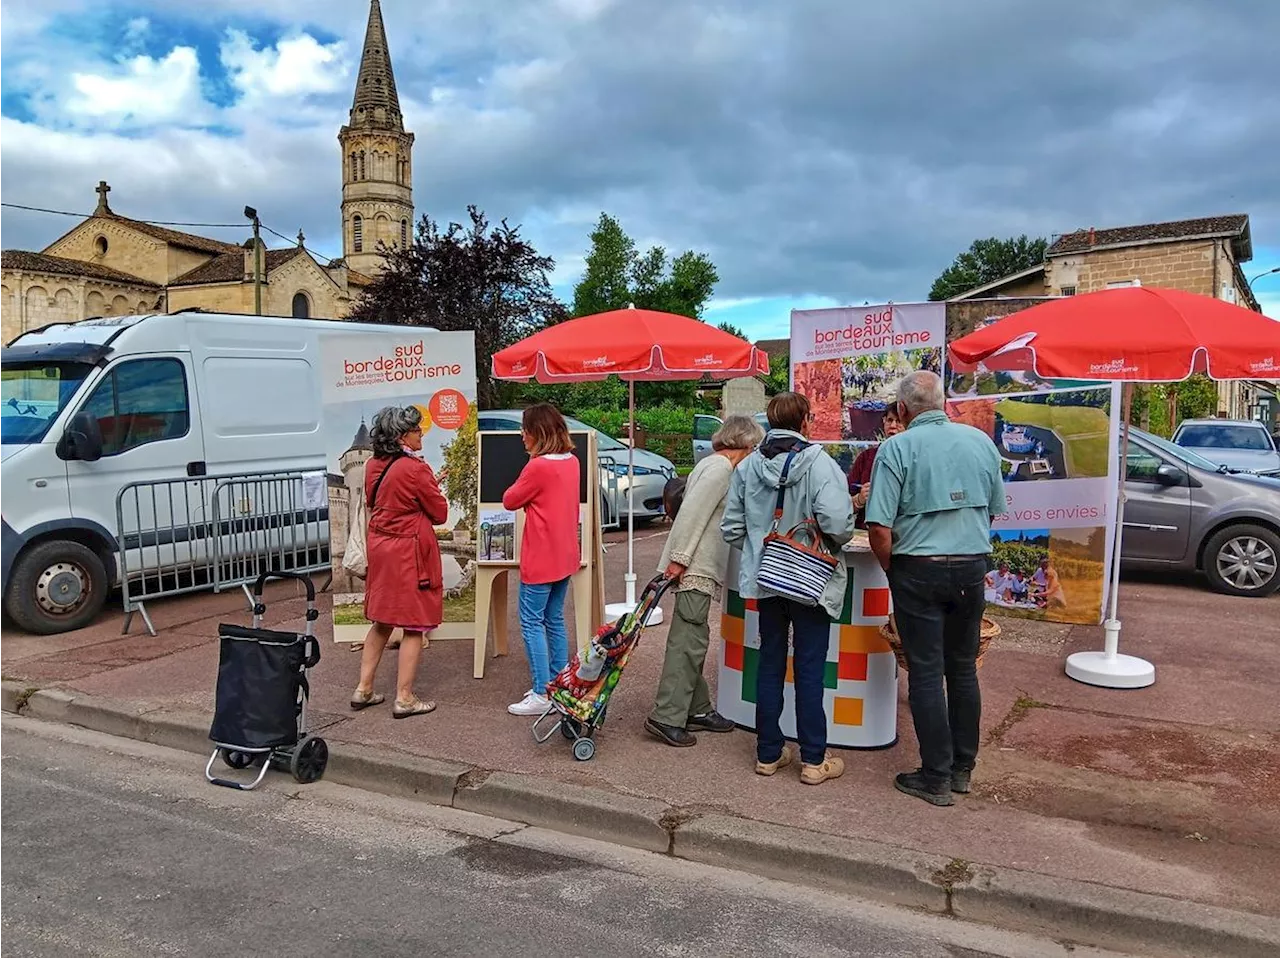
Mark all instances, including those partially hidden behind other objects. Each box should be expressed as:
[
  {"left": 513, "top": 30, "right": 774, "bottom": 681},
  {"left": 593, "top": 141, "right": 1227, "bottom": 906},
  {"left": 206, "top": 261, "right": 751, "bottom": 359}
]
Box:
[
  {"left": 493, "top": 306, "right": 769, "bottom": 617},
  {"left": 492, "top": 307, "right": 770, "bottom": 382},
  {"left": 948, "top": 286, "right": 1280, "bottom": 690},
  {"left": 948, "top": 285, "right": 1280, "bottom": 381}
]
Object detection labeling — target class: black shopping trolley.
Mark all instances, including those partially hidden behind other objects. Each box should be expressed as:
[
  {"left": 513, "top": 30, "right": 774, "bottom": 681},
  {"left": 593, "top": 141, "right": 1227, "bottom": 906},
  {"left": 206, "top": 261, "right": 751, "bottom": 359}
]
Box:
[{"left": 205, "top": 571, "right": 329, "bottom": 791}]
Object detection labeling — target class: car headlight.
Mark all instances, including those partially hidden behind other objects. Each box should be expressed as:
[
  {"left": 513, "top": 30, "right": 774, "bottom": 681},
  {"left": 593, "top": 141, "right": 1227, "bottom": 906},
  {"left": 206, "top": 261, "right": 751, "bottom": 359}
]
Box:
[{"left": 606, "top": 463, "right": 658, "bottom": 476}]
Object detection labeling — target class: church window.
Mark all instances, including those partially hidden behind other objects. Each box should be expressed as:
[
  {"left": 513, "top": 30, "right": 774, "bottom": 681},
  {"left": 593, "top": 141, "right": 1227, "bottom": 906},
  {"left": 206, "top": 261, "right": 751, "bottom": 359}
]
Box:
[
  {"left": 358, "top": 151, "right": 366, "bottom": 179},
  {"left": 401, "top": 219, "right": 408, "bottom": 248},
  {"left": 291, "top": 291, "right": 311, "bottom": 319},
  {"left": 353, "top": 215, "right": 363, "bottom": 253},
  {"left": 94, "top": 235, "right": 109, "bottom": 256}
]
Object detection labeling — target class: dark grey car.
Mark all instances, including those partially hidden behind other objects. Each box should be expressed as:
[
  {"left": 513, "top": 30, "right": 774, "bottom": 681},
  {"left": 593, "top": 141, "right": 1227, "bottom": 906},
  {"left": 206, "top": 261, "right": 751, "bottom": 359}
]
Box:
[{"left": 1123, "top": 427, "right": 1280, "bottom": 597}]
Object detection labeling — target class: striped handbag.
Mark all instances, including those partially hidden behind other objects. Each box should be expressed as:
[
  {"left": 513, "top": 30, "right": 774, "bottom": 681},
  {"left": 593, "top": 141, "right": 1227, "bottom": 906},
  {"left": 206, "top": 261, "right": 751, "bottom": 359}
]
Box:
[{"left": 756, "top": 450, "right": 840, "bottom": 605}]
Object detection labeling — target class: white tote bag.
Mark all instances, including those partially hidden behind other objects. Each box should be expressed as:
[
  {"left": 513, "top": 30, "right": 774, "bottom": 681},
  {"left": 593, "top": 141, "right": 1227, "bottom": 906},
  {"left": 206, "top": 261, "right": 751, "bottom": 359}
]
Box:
[{"left": 342, "top": 489, "right": 369, "bottom": 579}]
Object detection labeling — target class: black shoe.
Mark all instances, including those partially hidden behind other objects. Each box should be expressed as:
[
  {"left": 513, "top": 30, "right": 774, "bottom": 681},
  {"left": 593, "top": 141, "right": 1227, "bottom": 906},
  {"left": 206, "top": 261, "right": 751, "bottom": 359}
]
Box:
[
  {"left": 686, "top": 710, "right": 735, "bottom": 733},
  {"left": 894, "top": 770, "right": 955, "bottom": 807},
  {"left": 645, "top": 717, "right": 697, "bottom": 747},
  {"left": 952, "top": 769, "right": 972, "bottom": 794}
]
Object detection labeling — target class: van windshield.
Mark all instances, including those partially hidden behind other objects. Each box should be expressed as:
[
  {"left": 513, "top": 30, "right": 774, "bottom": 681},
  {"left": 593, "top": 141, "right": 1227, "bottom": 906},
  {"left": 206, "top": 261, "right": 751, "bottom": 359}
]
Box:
[{"left": 1, "top": 362, "right": 92, "bottom": 444}]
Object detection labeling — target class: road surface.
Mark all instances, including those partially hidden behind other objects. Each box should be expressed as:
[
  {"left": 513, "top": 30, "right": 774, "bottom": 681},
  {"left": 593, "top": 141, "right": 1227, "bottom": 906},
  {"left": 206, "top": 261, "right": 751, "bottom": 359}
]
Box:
[{"left": 1, "top": 715, "right": 1138, "bottom": 958}]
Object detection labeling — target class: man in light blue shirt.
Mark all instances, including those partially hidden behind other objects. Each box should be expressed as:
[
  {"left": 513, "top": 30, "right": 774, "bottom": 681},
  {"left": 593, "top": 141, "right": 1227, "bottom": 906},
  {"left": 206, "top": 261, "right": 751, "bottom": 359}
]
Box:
[{"left": 865, "top": 370, "right": 1004, "bottom": 807}]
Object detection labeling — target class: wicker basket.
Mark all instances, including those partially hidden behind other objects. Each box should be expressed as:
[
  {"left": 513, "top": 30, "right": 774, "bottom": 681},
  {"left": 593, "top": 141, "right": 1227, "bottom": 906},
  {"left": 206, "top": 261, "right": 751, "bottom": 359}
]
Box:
[{"left": 879, "top": 614, "right": 1001, "bottom": 671}]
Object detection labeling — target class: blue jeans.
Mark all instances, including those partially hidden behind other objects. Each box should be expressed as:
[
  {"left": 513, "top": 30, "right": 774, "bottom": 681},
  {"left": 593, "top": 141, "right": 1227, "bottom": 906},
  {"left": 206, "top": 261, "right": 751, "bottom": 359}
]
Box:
[
  {"left": 518, "top": 578, "right": 571, "bottom": 692},
  {"left": 756, "top": 597, "right": 832, "bottom": 766}
]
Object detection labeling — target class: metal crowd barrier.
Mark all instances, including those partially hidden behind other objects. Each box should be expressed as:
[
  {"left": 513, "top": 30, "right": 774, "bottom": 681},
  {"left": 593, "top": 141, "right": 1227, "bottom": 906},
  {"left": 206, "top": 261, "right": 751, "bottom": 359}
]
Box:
[
  {"left": 597, "top": 455, "right": 622, "bottom": 531},
  {"left": 116, "top": 471, "right": 329, "bottom": 636}
]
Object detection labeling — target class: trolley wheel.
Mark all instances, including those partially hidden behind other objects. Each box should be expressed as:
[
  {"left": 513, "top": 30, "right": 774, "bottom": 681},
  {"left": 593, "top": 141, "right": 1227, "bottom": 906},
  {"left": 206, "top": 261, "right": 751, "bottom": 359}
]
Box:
[
  {"left": 560, "top": 717, "right": 581, "bottom": 741},
  {"left": 220, "top": 749, "right": 254, "bottom": 770},
  {"left": 572, "top": 737, "right": 596, "bottom": 762},
  {"left": 290, "top": 736, "right": 329, "bottom": 784}
]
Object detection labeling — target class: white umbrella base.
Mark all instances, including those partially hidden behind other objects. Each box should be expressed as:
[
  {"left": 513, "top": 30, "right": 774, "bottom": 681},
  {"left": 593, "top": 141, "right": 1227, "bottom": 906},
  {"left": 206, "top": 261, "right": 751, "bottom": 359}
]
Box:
[
  {"left": 603, "top": 601, "right": 664, "bottom": 626},
  {"left": 1065, "top": 650, "right": 1155, "bottom": 689}
]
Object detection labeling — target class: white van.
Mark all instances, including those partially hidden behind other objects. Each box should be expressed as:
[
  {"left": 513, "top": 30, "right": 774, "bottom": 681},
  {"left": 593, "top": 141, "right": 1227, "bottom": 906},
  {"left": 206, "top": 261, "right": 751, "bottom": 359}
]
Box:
[{"left": 2, "top": 311, "right": 414, "bottom": 634}]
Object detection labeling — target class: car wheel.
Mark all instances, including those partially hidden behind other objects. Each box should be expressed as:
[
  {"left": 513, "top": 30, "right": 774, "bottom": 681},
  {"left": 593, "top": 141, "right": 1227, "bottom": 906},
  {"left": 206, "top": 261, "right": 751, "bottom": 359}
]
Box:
[
  {"left": 1203, "top": 524, "right": 1280, "bottom": 597},
  {"left": 4, "top": 539, "right": 110, "bottom": 634}
]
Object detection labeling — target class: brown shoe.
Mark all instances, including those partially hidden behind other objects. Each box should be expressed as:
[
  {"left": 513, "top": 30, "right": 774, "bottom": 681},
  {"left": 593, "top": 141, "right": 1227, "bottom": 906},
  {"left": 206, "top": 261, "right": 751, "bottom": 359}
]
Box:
[
  {"left": 755, "top": 744, "right": 794, "bottom": 776},
  {"left": 801, "top": 752, "right": 845, "bottom": 785}
]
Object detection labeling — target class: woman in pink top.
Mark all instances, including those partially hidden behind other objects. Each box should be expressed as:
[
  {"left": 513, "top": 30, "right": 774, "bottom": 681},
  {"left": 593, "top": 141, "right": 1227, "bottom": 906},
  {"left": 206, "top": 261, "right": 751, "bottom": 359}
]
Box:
[{"left": 502, "top": 404, "right": 582, "bottom": 715}]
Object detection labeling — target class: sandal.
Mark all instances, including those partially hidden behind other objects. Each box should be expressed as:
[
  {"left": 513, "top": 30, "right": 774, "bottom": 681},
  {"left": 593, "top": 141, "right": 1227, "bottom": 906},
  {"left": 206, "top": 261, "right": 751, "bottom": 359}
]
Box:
[
  {"left": 349, "top": 690, "right": 386, "bottom": 711},
  {"left": 392, "top": 697, "right": 437, "bottom": 719}
]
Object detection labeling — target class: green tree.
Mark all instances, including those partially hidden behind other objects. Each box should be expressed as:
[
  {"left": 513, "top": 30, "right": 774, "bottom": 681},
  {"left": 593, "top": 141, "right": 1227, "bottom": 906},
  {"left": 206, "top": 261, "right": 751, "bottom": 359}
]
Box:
[
  {"left": 717, "top": 321, "right": 749, "bottom": 340},
  {"left": 763, "top": 351, "right": 790, "bottom": 396},
  {"left": 928, "top": 235, "right": 1048, "bottom": 301},
  {"left": 350, "top": 206, "right": 567, "bottom": 409},
  {"left": 440, "top": 406, "right": 478, "bottom": 532}
]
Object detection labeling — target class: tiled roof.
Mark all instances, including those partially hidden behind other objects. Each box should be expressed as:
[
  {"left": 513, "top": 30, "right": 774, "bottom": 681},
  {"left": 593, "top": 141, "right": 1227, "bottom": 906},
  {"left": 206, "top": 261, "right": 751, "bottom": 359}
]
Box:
[
  {"left": 1048, "top": 215, "right": 1250, "bottom": 256},
  {"left": 103, "top": 214, "right": 243, "bottom": 255},
  {"left": 169, "top": 247, "right": 306, "bottom": 287},
  {"left": 754, "top": 338, "right": 788, "bottom": 357},
  {"left": 1, "top": 250, "right": 159, "bottom": 287}
]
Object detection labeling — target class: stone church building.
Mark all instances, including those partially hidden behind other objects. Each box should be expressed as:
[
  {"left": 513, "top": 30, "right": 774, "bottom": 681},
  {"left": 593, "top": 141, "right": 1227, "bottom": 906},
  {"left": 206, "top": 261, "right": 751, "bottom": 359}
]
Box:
[{"left": 1, "top": 0, "right": 412, "bottom": 344}]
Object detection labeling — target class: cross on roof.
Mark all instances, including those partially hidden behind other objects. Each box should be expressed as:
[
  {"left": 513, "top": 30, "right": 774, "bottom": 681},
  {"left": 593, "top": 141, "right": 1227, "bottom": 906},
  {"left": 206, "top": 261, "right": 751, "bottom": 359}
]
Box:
[{"left": 95, "top": 180, "right": 112, "bottom": 214}]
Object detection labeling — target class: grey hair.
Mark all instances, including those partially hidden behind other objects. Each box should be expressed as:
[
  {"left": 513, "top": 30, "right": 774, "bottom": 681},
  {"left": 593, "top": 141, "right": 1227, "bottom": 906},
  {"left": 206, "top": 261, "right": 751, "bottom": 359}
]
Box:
[
  {"left": 712, "top": 414, "right": 766, "bottom": 451},
  {"left": 896, "top": 370, "right": 946, "bottom": 416},
  {"left": 369, "top": 405, "right": 423, "bottom": 458}
]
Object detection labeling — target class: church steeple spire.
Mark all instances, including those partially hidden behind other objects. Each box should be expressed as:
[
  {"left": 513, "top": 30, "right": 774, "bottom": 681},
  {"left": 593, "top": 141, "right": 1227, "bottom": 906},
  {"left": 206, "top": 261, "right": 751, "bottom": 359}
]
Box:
[
  {"left": 349, "top": 0, "right": 403, "bottom": 130},
  {"left": 339, "top": 0, "right": 415, "bottom": 276}
]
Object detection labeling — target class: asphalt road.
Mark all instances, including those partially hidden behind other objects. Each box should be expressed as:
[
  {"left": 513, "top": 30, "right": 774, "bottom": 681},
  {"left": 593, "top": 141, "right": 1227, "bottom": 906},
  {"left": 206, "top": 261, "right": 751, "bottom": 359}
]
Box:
[{"left": 1, "top": 716, "right": 1138, "bottom": 958}]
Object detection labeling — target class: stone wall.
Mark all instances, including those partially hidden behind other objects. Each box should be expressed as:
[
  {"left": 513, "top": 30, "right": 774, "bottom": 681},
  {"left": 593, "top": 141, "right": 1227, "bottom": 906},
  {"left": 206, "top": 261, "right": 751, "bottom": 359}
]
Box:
[
  {"left": 1, "top": 272, "right": 158, "bottom": 344},
  {"left": 1047, "top": 240, "right": 1225, "bottom": 297}
]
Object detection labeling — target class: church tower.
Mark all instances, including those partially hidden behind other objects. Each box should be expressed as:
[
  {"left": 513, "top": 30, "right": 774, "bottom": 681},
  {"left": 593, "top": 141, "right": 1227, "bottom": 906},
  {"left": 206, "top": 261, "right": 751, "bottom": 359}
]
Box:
[{"left": 339, "top": 0, "right": 414, "bottom": 276}]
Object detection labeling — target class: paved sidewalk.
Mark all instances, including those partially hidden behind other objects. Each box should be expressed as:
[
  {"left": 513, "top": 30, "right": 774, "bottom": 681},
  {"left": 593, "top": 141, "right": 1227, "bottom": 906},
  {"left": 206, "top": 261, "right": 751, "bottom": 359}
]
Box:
[{"left": 4, "top": 528, "right": 1278, "bottom": 935}]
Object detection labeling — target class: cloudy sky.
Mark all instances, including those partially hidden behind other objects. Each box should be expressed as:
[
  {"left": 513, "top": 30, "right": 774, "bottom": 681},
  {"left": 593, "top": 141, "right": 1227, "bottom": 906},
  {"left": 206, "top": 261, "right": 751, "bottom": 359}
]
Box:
[{"left": 2, "top": 0, "right": 1278, "bottom": 337}]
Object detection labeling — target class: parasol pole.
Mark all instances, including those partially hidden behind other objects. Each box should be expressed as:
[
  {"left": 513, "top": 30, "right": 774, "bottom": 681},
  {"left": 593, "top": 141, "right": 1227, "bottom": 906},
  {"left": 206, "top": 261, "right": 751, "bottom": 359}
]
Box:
[
  {"left": 625, "top": 377, "right": 637, "bottom": 609},
  {"left": 1064, "top": 380, "right": 1155, "bottom": 689}
]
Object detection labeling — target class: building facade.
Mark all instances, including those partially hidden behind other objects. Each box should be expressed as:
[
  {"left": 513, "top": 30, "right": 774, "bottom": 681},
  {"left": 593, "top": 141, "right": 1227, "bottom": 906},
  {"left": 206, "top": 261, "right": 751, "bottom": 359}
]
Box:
[
  {"left": 1, "top": 1, "right": 411, "bottom": 344},
  {"left": 950, "top": 214, "right": 1275, "bottom": 421}
]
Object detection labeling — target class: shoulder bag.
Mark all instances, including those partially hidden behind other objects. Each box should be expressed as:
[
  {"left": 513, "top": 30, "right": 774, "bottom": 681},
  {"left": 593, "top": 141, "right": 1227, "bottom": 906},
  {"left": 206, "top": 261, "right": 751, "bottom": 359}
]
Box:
[
  {"left": 341, "top": 456, "right": 402, "bottom": 579},
  {"left": 756, "top": 449, "right": 840, "bottom": 606}
]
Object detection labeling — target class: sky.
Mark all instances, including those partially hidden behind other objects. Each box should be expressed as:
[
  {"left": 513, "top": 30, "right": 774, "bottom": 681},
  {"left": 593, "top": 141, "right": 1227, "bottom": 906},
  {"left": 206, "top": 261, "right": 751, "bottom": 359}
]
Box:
[{"left": 2, "top": 0, "right": 1278, "bottom": 340}]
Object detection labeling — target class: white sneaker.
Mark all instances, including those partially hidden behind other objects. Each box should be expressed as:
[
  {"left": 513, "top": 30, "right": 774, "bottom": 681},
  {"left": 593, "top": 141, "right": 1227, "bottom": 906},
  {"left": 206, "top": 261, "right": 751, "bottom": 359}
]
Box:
[{"left": 508, "top": 692, "right": 550, "bottom": 716}]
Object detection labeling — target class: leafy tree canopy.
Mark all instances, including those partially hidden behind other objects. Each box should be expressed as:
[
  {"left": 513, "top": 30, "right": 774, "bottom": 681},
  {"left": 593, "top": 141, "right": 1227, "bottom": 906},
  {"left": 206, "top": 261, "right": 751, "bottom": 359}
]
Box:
[{"left": 928, "top": 235, "right": 1048, "bottom": 301}]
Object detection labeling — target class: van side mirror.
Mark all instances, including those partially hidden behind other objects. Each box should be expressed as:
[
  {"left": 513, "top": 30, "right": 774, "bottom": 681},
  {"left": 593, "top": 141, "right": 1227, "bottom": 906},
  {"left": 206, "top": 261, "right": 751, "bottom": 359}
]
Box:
[
  {"left": 1154, "top": 463, "right": 1183, "bottom": 486},
  {"left": 56, "top": 411, "right": 104, "bottom": 462}
]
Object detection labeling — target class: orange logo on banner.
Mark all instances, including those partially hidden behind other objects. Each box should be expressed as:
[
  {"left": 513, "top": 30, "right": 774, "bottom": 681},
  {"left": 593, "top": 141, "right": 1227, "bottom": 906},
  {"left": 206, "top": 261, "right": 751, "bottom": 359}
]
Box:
[
  {"left": 429, "top": 389, "right": 469, "bottom": 429},
  {"left": 412, "top": 404, "right": 434, "bottom": 433}
]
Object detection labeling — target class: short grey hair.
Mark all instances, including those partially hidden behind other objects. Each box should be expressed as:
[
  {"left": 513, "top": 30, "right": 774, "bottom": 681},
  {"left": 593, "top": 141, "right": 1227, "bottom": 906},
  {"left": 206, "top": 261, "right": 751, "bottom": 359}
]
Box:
[
  {"left": 896, "top": 370, "right": 946, "bottom": 416},
  {"left": 712, "top": 414, "right": 766, "bottom": 451},
  {"left": 369, "top": 405, "right": 423, "bottom": 458}
]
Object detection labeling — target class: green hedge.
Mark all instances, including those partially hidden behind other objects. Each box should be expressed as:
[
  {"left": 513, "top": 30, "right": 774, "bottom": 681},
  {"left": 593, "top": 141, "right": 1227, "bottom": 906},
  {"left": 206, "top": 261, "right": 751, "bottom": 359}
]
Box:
[{"left": 574, "top": 404, "right": 697, "bottom": 437}]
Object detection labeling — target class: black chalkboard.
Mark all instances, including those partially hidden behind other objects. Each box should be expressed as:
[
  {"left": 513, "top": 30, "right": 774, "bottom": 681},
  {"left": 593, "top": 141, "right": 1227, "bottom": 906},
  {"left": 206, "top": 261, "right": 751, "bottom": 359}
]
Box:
[{"left": 478, "top": 431, "right": 590, "bottom": 504}]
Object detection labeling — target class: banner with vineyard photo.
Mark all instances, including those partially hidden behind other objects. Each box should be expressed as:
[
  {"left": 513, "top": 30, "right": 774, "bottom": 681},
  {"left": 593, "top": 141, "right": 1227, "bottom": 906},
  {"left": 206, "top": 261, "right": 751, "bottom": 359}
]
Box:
[
  {"left": 947, "top": 367, "right": 1122, "bottom": 626},
  {"left": 320, "top": 330, "right": 478, "bottom": 642},
  {"left": 790, "top": 303, "right": 946, "bottom": 454}
]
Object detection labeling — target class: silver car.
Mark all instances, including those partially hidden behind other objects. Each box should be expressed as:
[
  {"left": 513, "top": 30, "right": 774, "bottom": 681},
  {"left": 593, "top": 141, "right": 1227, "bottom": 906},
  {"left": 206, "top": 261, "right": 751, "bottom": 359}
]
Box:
[
  {"left": 478, "top": 411, "right": 676, "bottom": 524},
  {"left": 1123, "top": 427, "right": 1280, "bottom": 596},
  {"left": 1171, "top": 418, "right": 1280, "bottom": 477}
]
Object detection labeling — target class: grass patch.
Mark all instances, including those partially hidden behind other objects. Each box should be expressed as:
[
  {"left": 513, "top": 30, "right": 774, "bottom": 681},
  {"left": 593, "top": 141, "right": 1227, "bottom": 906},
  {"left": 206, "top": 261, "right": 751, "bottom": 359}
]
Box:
[
  {"left": 995, "top": 399, "right": 1111, "bottom": 478},
  {"left": 334, "top": 582, "right": 477, "bottom": 626}
]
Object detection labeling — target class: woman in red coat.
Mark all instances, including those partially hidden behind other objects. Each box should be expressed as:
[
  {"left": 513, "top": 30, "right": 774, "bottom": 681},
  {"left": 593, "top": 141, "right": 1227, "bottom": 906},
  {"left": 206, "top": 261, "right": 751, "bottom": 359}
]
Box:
[{"left": 349, "top": 405, "right": 448, "bottom": 718}]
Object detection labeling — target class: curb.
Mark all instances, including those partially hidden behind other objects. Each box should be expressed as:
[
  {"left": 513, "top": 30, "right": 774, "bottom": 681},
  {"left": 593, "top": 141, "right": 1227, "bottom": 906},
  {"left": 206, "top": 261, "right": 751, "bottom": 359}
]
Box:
[{"left": 5, "top": 682, "right": 1278, "bottom": 958}]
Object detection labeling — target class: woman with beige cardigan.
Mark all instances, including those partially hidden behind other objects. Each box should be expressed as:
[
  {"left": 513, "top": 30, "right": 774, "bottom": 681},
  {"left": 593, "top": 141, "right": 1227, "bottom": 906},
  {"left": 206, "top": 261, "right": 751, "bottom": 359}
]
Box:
[{"left": 645, "top": 415, "right": 765, "bottom": 747}]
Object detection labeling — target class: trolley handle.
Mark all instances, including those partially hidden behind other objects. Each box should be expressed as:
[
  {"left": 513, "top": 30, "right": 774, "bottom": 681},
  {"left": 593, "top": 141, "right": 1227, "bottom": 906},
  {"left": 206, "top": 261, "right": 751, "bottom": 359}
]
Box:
[{"left": 251, "top": 570, "right": 317, "bottom": 602}]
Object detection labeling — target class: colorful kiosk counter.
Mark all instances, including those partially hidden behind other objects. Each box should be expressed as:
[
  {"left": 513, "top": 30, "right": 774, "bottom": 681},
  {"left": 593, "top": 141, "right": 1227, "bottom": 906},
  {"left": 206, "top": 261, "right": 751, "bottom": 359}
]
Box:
[{"left": 716, "top": 536, "right": 899, "bottom": 748}]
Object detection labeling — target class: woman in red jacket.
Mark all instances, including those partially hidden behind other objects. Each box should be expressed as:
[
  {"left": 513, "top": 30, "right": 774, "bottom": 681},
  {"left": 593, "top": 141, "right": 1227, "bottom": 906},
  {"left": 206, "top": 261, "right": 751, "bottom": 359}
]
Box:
[
  {"left": 349, "top": 405, "right": 448, "bottom": 719},
  {"left": 502, "top": 404, "right": 582, "bottom": 716}
]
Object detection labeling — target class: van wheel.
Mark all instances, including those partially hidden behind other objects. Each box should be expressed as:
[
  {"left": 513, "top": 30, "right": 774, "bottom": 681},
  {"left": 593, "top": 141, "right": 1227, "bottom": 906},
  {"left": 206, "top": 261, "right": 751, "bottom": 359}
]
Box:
[
  {"left": 1204, "top": 524, "right": 1280, "bottom": 597},
  {"left": 4, "top": 540, "right": 108, "bottom": 635}
]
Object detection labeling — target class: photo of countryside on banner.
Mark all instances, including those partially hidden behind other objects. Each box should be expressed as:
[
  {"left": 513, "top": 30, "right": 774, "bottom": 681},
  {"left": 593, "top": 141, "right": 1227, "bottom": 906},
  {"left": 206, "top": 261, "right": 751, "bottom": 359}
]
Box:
[
  {"left": 947, "top": 331, "right": 1120, "bottom": 626},
  {"left": 322, "top": 332, "right": 479, "bottom": 642}
]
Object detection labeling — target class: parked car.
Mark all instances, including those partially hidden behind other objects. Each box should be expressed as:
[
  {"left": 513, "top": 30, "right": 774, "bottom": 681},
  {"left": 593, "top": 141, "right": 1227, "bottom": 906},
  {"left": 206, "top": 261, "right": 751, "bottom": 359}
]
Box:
[
  {"left": 1122, "top": 427, "right": 1280, "bottom": 596},
  {"left": 692, "top": 412, "right": 769, "bottom": 464},
  {"left": 1171, "top": 418, "right": 1280, "bottom": 477},
  {"left": 478, "top": 411, "right": 676, "bottom": 524}
]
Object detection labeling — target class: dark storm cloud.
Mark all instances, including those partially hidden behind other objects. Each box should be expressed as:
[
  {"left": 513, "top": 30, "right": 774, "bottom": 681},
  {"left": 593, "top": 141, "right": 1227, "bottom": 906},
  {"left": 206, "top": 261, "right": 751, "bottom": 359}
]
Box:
[{"left": 3, "top": 0, "right": 1278, "bottom": 301}]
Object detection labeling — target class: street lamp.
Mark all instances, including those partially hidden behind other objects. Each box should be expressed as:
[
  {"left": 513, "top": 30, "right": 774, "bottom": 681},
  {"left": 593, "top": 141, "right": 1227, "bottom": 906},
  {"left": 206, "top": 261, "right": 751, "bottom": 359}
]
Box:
[
  {"left": 244, "top": 205, "right": 262, "bottom": 316},
  {"left": 1248, "top": 266, "right": 1280, "bottom": 290}
]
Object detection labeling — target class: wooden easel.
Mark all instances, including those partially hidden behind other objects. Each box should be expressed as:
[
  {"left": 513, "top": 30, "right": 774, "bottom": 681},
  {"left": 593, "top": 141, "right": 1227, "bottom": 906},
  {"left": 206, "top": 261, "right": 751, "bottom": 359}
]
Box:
[{"left": 472, "top": 431, "right": 605, "bottom": 679}]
